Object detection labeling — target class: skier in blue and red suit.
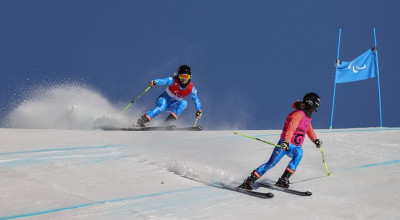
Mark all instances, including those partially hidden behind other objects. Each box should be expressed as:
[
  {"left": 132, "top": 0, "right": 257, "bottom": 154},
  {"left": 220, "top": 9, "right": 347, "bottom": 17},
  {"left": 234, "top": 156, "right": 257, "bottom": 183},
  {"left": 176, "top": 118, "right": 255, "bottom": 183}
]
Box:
[
  {"left": 136, "top": 65, "right": 202, "bottom": 127},
  {"left": 239, "top": 92, "right": 323, "bottom": 190}
]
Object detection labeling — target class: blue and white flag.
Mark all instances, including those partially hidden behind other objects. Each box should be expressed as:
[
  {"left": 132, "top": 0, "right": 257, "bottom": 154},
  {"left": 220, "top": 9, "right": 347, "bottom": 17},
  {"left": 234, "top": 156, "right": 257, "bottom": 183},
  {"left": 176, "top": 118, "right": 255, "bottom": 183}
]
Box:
[{"left": 335, "top": 48, "right": 377, "bottom": 83}]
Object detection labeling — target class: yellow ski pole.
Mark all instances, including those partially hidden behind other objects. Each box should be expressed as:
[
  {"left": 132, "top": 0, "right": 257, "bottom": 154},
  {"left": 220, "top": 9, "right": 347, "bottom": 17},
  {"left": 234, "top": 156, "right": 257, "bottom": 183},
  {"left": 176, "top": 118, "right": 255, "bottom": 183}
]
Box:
[
  {"left": 233, "top": 132, "right": 281, "bottom": 147},
  {"left": 319, "top": 147, "right": 332, "bottom": 176},
  {"left": 121, "top": 86, "right": 151, "bottom": 113},
  {"left": 194, "top": 110, "right": 202, "bottom": 127}
]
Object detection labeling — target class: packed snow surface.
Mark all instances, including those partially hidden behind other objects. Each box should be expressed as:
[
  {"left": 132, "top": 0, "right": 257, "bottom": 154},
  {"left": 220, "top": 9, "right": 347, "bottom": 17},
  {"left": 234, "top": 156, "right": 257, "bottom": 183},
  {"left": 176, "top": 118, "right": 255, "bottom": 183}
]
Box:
[
  {"left": 2, "top": 84, "right": 399, "bottom": 219},
  {"left": 0, "top": 127, "right": 399, "bottom": 219}
]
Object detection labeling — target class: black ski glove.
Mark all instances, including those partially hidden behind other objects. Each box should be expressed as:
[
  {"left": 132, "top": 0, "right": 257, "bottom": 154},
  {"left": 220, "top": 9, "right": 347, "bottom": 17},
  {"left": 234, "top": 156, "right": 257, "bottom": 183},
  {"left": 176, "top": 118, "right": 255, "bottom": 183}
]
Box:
[
  {"left": 280, "top": 141, "right": 289, "bottom": 151},
  {"left": 314, "top": 139, "right": 323, "bottom": 148},
  {"left": 196, "top": 110, "right": 202, "bottom": 119}
]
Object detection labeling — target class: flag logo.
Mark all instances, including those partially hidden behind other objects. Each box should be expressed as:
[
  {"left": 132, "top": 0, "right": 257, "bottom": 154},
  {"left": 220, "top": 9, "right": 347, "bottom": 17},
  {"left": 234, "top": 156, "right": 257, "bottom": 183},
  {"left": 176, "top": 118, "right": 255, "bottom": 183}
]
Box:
[{"left": 348, "top": 61, "right": 366, "bottom": 73}]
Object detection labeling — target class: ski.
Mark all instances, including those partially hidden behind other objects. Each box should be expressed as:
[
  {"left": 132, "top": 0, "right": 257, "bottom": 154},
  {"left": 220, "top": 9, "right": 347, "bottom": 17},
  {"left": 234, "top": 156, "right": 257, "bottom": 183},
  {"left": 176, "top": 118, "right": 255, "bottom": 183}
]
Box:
[
  {"left": 257, "top": 182, "right": 312, "bottom": 196},
  {"left": 101, "top": 125, "right": 203, "bottom": 131},
  {"left": 214, "top": 184, "right": 274, "bottom": 199},
  {"left": 232, "top": 187, "right": 274, "bottom": 199},
  {"left": 174, "top": 126, "right": 203, "bottom": 131},
  {"left": 102, "top": 125, "right": 175, "bottom": 131}
]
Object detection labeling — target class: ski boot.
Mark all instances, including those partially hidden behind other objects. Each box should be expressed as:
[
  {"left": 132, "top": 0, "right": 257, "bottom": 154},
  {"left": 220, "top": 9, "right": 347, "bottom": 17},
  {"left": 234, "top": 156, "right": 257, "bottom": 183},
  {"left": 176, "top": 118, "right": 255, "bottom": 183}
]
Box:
[
  {"left": 275, "top": 169, "right": 292, "bottom": 189},
  {"left": 160, "top": 113, "right": 177, "bottom": 126},
  {"left": 238, "top": 171, "right": 260, "bottom": 190},
  {"left": 136, "top": 114, "right": 151, "bottom": 127}
]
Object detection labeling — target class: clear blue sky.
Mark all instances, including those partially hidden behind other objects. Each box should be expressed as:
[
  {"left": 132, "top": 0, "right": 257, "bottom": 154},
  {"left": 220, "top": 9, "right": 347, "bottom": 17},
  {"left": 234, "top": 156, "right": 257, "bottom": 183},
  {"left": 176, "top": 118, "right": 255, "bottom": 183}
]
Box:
[{"left": 1, "top": 0, "right": 399, "bottom": 129}]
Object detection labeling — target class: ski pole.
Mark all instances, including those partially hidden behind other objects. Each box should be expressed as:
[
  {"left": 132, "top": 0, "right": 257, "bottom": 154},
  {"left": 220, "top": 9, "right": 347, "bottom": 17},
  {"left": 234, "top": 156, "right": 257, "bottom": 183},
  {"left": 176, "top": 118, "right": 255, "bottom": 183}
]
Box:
[
  {"left": 194, "top": 110, "right": 202, "bottom": 127},
  {"left": 233, "top": 132, "right": 281, "bottom": 148},
  {"left": 121, "top": 86, "right": 151, "bottom": 113},
  {"left": 319, "top": 147, "right": 332, "bottom": 176}
]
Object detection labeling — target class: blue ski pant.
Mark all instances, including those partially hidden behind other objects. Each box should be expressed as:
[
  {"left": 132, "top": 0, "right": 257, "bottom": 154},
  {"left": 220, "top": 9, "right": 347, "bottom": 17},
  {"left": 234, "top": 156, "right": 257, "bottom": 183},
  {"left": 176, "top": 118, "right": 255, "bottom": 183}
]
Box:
[
  {"left": 255, "top": 139, "right": 303, "bottom": 176},
  {"left": 147, "top": 92, "right": 188, "bottom": 119}
]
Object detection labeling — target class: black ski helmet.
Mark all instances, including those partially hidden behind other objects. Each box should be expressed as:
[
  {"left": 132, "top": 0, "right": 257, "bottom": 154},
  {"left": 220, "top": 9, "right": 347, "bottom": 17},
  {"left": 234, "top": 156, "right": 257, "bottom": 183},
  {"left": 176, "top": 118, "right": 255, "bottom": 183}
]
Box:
[
  {"left": 303, "top": 92, "right": 320, "bottom": 112},
  {"left": 178, "top": 65, "right": 192, "bottom": 75}
]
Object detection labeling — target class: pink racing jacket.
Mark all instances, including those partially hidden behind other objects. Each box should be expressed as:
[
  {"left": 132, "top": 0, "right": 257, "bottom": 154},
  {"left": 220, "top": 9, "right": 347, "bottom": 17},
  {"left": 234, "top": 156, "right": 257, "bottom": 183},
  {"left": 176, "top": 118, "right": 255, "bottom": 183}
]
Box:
[{"left": 280, "top": 109, "right": 317, "bottom": 146}]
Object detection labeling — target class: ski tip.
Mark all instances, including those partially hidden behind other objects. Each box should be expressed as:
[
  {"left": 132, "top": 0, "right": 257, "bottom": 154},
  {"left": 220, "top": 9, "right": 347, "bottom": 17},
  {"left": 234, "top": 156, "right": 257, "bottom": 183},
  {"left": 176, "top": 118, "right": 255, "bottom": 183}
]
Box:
[
  {"left": 305, "top": 191, "right": 312, "bottom": 196},
  {"left": 233, "top": 131, "right": 237, "bottom": 134}
]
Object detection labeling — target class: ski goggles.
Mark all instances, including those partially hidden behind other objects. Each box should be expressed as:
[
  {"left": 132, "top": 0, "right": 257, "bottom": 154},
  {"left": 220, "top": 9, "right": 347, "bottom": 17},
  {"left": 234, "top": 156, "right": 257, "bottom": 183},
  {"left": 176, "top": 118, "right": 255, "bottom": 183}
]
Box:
[
  {"left": 179, "top": 74, "right": 191, "bottom": 80},
  {"left": 305, "top": 100, "right": 319, "bottom": 112}
]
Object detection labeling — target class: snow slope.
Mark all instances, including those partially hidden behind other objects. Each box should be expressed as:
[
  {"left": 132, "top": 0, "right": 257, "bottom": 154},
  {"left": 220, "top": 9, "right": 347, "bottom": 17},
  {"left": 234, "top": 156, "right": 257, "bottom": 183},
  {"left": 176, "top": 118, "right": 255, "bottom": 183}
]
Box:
[{"left": 1, "top": 127, "right": 399, "bottom": 220}]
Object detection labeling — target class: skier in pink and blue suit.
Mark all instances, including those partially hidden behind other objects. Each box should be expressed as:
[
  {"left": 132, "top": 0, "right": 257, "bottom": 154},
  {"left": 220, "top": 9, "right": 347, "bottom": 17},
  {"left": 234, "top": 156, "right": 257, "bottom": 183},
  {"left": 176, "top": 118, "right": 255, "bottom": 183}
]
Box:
[
  {"left": 239, "top": 92, "right": 323, "bottom": 190},
  {"left": 136, "top": 65, "right": 202, "bottom": 127}
]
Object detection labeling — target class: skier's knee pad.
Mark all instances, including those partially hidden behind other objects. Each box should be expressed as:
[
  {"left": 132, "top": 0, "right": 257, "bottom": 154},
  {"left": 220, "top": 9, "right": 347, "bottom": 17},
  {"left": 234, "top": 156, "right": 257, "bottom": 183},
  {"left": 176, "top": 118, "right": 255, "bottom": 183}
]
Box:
[
  {"left": 156, "top": 98, "right": 168, "bottom": 109},
  {"left": 178, "top": 100, "right": 188, "bottom": 109},
  {"left": 292, "top": 146, "right": 303, "bottom": 158}
]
